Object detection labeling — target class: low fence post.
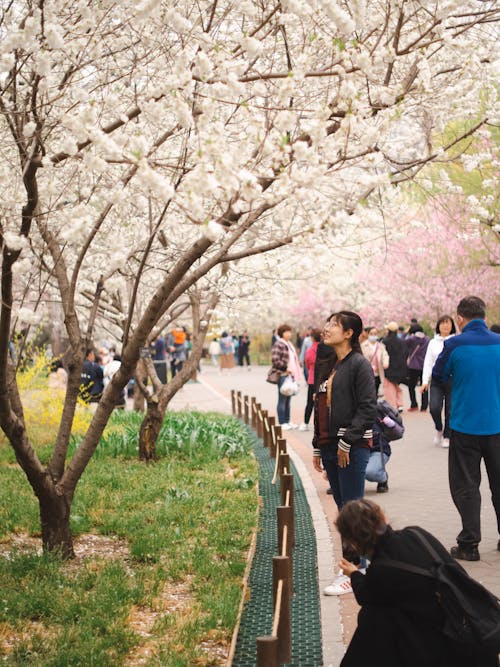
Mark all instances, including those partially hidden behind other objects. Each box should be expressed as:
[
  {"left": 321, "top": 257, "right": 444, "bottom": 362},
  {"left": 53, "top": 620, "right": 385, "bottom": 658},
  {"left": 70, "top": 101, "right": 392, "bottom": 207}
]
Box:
[
  {"left": 251, "top": 397, "right": 257, "bottom": 430},
  {"left": 256, "top": 636, "right": 278, "bottom": 667},
  {"left": 273, "top": 556, "right": 291, "bottom": 664},
  {"left": 280, "top": 473, "right": 294, "bottom": 513},
  {"left": 262, "top": 409, "right": 269, "bottom": 448},
  {"left": 244, "top": 395, "right": 250, "bottom": 424},
  {"left": 231, "top": 390, "right": 236, "bottom": 415},
  {"left": 277, "top": 505, "right": 294, "bottom": 592},
  {"left": 236, "top": 390, "right": 243, "bottom": 419},
  {"left": 256, "top": 404, "right": 263, "bottom": 439},
  {"left": 268, "top": 417, "right": 277, "bottom": 458},
  {"left": 278, "top": 452, "right": 290, "bottom": 478}
]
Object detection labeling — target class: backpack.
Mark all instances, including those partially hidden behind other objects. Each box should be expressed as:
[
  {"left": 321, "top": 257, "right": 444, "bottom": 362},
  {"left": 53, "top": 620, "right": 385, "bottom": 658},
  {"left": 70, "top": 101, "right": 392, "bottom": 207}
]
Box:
[
  {"left": 376, "top": 399, "right": 405, "bottom": 441},
  {"left": 377, "top": 528, "right": 500, "bottom": 652}
]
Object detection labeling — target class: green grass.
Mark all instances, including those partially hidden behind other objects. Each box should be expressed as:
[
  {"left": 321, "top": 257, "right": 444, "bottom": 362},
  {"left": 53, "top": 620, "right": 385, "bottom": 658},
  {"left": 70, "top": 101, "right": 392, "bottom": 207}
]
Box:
[{"left": 0, "top": 410, "right": 258, "bottom": 666}]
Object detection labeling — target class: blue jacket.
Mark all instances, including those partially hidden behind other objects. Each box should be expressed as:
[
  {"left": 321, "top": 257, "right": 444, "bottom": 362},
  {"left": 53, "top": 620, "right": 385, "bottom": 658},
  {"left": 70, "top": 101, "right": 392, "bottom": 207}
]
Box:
[{"left": 432, "top": 319, "right": 500, "bottom": 435}]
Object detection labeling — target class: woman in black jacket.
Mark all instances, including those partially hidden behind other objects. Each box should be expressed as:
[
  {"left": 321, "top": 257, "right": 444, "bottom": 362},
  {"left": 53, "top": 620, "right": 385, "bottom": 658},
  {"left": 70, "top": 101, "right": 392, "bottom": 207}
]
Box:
[
  {"left": 312, "top": 311, "right": 377, "bottom": 595},
  {"left": 336, "top": 499, "right": 499, "bottom": 667}
]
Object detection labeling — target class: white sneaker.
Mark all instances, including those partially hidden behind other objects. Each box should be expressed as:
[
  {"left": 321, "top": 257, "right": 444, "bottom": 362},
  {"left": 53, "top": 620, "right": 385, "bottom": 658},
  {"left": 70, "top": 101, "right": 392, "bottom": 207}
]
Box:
[
  {"left": 280, "top": 423, "right": 292, "bottom": 430},
  {"left": 323, "top": 573, "right": 353, "bottom": 596},
  {"left": 288, "top": 422, "right": 299, "bottom": 429},
  {"left": 298, "top": 423, "right": 309, "bottom": 431},
  {"left": 433, "top": 430, "right": 443, "bottom": 446},
  {"left": 441, "top": 437, "right": 450, "bottom": 448}
]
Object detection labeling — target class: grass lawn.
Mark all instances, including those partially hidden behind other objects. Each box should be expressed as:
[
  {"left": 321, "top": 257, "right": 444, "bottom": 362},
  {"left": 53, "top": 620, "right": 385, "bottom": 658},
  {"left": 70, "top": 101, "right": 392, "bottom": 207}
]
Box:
[{"left": 0, "top": 410, "right": 258, "bottom": 666}]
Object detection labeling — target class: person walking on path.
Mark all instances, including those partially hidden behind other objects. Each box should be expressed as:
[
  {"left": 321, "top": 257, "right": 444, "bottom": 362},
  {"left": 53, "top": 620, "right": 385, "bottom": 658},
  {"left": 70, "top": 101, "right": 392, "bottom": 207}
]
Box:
[
  {"left": 421, "top": 315, "right": 456, "bottom": 448},
  {"left": 382, "top": 321, "right": 407, "bottom": 412},
  {"left": 361, "top": 327, "right": 389, "bottom": 397},
  {"left": 299, "top": 328, "right": 321, "bottom": 431},
  {"left": 270, "top": 323, "right": 301, "bottom": 430},
  {"left": 405, "top": 323, "right": 430, "bottom": 412},
  {"left": 311, "top": 311, "right": 377, "bottom": 595},
  {"left": 208, "top": 337, "right": 221, "bottom": 367},
  {"left": 336, "top": 499, "right": 499, "bottom": 667},
  {"left": 432, "top": 296, "right": 500, "bottom": 562},
  {"left": 218, "top": 331, "right": 235, "bottom": 371},
  {"left": 237, "top": 331, "right": 251, "bottom": 368}
]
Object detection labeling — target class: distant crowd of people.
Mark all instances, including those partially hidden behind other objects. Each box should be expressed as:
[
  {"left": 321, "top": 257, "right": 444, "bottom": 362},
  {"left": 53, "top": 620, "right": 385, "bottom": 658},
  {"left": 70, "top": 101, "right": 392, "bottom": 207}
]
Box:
[{"left": 207, "top": 331, "right": 251, "bottom": 370}]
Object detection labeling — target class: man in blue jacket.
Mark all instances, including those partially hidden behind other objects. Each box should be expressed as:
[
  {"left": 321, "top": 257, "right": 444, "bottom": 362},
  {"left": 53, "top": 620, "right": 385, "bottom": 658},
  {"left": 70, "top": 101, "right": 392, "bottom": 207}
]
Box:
[{"left": 433, "top": 296, "right": 500, "bottom": 561}]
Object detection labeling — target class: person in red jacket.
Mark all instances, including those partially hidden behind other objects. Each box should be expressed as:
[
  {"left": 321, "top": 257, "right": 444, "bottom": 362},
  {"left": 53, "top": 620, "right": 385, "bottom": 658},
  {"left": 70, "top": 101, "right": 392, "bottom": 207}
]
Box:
[{"left": 299, "top": 328, "right": 322, "bottom": 431}]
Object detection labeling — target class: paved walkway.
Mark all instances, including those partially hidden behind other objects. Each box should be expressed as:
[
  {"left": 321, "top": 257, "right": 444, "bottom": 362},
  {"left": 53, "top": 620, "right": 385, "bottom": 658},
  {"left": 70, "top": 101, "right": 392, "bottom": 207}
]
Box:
[{"left": 170, "top": 364, "right": 500, "bottom": 666}]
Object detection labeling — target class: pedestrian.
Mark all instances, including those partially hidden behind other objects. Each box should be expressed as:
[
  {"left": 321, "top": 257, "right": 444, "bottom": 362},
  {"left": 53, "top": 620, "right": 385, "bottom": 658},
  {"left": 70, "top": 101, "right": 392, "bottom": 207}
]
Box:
[
  {"left": 219, "top": 331, "right": 235, "bottom": 371},
  {"left": 365, "top": 420, "right": 391, "bottom": 493},
  {"left": 432, "top": 296, "right": 500, "bottom": 561},
  {"left": 405, "top": 323, "right": 430, "bottom": 412},
  {"left": 382, "top": 321, "right": 407, "bottom": 412},
  {"left": 335, "top": 498, "right": 499, "bottom": 667},
  {"left": 421, "top": 315, "right": 456, "bottom": 448},
  {"left": 80, "top": 348, "right": 104, "bottom": 404},
  {"left": 299, "top": 326, "right": 313, "bottom": 382},
  {"left": 299, "top": 328, "right": 322, "bottom": 431},
  {"left": 361, "top": 326, "right": 389, "bottom": 396},
  {"left": 237, "top": 331, "right": 251, "bottom": 368},
  {"left": 311, "top": 311, "right": 376, "bottom": 595},
  {"left": 167, "top": 325, "right": 188, "bottom": 378},
  {"left": 208, "top": 337, "right": 220, "bottom": 367},
  {"left": 270, "top": 323, "right": 301, "bottom": 430}
]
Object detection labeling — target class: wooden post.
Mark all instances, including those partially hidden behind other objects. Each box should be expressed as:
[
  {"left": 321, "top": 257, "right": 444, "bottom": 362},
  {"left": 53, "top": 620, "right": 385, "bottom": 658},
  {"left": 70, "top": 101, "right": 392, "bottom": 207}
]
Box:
[
  {"left": 278, "top": 452, "right": 290, "bottom": 478},
  {"left": 272, "top": 556, "right": 291, "bottom": 664},
  {"left": 277, "top": 437, "right": 287, "bottom": 456},
  {"left": 251, "top": 397, "right": 257, "bottom": 430},
  {"left": 256, "top": 636, "right": 278, "bottom": 667},
  {"left": 280, "top": 473, "right": 294, "bottom": 512},
  {"left": 231, "top": 389, "right": 236, "bottom": 415},
  {"left": 256, "top": 404, "right": 263, "bottom": 439},
  {"left": 244, "top": 395, "right": 250, "bottom": 424},
  {"left": 277, "top": 503, "right": 295, "bottom": 558},
  {"left": 236, "top": 390, "right": 242, "bottom": 418},
  {"left": 268, "top": 416, "right": 277, "bottom": 458},
  {"left": 262, "top": 409, "right": 269, "bottom": 447}
]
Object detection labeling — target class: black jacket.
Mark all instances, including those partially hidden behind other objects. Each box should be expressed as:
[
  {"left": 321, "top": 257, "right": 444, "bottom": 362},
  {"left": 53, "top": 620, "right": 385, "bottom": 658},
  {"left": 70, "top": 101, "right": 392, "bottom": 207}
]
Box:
[
  {"left": 382, "top": 331, "right": 408, "bottom": 383},
  {"left": 313, "top": 351, "right": 377, "bottom": 449},
  {"left": 342, "top": 525, "right": 498, "bottom": 667}
]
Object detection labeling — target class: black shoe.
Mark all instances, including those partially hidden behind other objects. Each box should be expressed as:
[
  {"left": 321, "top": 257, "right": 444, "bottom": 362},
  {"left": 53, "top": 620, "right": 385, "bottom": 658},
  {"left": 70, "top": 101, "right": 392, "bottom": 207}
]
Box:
[
  {"left": 450, "top": 544, "right": 480, "bottom": 561},
  {"left": 327, "top": 487, "right": 333, "bottom": 495},
  {"left": 497, "top": 539, "right": 500, "bottom": 552},
  {"left": 376, "top": 481, "right": 389, "bottom": 493}
]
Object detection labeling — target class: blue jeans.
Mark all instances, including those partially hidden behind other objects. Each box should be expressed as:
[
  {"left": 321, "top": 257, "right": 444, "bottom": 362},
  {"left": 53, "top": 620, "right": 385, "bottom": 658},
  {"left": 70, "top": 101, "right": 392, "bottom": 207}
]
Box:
[
  {"left": 365, "top": 451, "right": 389, "bottom": 483},
  {"left": 277, "top": 376, "right": 291, "bottom": 424},
  {"left": 321, "top": 442, "right": 370, "bottom": 510}
]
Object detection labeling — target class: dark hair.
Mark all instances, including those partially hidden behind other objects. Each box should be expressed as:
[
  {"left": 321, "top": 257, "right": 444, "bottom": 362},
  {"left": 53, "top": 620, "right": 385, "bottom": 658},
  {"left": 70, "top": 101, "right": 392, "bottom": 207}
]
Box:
[
  {"left": 85, "top": 348, "right": 95, "bottom": 358},
  {"left": 277, "top": 323, "right": 292, "bottom": 338},
  {"left": 457, "top": 296, "right": 486, "bottom": 321},
  {"left": 335, "top": 499, "right": 387, "bottom": 556},
  {"left": 490, "top": 324, "right": 500, "bottom": 334},
  {"left": 311, "top": 328, "right": 322, "bottom": 343},
  {"left": 408, "top": 324, "right": 423, "bottom": 334},
  {"left": 327, "top": 311, "right": 363, "bottom": 354},
  {"left": 435, "top": 315, "right": 456, "bottom": 335}
]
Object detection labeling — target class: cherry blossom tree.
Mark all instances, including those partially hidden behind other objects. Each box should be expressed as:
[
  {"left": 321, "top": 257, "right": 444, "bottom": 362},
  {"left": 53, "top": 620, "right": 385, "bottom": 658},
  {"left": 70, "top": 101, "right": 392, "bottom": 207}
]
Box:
[
  {"left": 0, "top": 0, "right": 498, "bottom": 556},
  {"left": 358, "top": 195, "right": 500, "bottom": 325}
]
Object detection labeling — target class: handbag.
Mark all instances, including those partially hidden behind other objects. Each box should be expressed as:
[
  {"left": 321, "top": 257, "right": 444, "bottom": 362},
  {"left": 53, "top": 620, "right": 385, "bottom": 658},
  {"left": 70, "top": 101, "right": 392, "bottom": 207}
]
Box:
[
  {"left": 266, "top": 368, "right": 281, "bottom": 384},
  {"left": 280, "top": 376, "right": 299, "bottom": 396}
]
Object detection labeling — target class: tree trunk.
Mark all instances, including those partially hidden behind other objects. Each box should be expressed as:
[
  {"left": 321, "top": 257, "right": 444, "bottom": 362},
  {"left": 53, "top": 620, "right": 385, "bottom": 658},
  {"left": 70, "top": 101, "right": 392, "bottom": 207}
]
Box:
[
  {"left": 39, "top": 492, "right": 74, "bottom": 559},
  {"left": 133, "top": 360, "right": 147, "bottom": 412},
  {"left": 138, "top": 397, "right": 161, "bottom": 462}
]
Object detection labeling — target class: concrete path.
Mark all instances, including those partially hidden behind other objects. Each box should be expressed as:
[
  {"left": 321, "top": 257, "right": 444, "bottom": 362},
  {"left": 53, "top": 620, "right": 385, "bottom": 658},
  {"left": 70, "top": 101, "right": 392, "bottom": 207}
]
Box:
[{"left": 170, "top": 363, "right": 500, "bottom": 666}]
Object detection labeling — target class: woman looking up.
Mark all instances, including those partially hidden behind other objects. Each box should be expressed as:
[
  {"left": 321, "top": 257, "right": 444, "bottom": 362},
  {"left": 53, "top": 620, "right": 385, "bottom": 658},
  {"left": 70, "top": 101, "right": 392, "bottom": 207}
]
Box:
[{"left": 312, "top": 311, "right": 377, "bottom": 595}]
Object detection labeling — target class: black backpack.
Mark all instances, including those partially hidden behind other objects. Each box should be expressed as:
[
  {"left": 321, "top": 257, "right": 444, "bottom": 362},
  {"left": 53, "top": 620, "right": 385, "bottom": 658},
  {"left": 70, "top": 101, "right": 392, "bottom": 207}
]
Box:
[
  {"left": 376, "top": 399, "right": 405, "bottom": 441},
  {"left": 377, "top": 528, "right": 500, "bottom": 652}
]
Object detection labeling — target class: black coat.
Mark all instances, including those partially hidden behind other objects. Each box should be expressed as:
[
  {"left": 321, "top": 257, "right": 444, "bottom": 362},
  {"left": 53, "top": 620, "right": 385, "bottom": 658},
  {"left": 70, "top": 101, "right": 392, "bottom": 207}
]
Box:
[
  {"left": 341, "top": 525, "right": 499, "bottom": 667},
  {"left": 382, "top": 332, "right": 408, "bottom": 383}
]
